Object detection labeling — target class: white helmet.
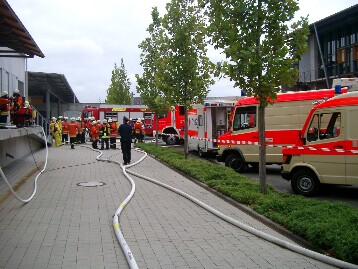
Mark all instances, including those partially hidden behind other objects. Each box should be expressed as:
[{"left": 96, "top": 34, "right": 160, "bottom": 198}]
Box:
[
  {"left": 108, "top": 118, "right": 113, "bottom": 123},
  {"left": 137, "top": 118, "right": 141, "bottom": 123},
  {"left": 52, "top": 117, "right": 57, "bottom": 121},
  {"left": 1, "top": 91, "right": 8, "bottom": 97},
  {"left": 92, "top": 121, "right": 96, "bottom": 125},
  {"left": 64, "top": 116, "right": 68, "bottom": 120},
  {"left": 24, "top": 101, "right": 29, "bottom": 106},
  {"left": 70, "top": 117, "right": 75, "bottom": 122},
  {"left": 58, "top": 116, "right": 63, "bottom": 119},
  {"left": 97, "top": 120, "right": 101, "bottom": 123},
  {"left": 13, "top": 89, "right": 19, "bottom": 94},
  {"left": 103, "top": 119, "right": 107, "bottom": 123}
]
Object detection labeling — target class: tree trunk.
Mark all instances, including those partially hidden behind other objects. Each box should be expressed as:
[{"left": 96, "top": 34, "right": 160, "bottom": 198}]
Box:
[
  {"left": 155, "top": 114, "right": 159, "bottom": 146},
  {"left": 184, "top": 106, "right": 188, "bottom": 159},
  {"left": 258, "top": 104, "right": 267, "bottom": 194}
]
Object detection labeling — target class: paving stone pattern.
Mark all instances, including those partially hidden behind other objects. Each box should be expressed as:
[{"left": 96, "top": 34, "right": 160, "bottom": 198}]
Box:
[{"left": 0, "top": 143, "right": 336, "bottom": 269}]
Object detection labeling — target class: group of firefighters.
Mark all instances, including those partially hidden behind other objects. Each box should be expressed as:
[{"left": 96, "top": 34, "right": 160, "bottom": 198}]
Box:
[
  {"left": 0, "top": 89, "right": 32, "bottom": 127},
  {"left": 50, "top": 116, "right": 145, "bottom": 150}
]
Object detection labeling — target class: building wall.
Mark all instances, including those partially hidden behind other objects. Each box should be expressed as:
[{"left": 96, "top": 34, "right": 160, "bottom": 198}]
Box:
[
  {"left": 0, "top": 54, "right": 26, "bottom": 97},
  {"left": 297, "top": 6, "right": 358, "bottom": 90}
]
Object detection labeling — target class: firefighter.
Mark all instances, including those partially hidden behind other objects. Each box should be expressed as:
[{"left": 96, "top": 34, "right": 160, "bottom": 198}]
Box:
[
  {"left": 86, "top": 117, "right": 93, "bottom": 142},
  {"left": 49, "top": 117, "right": 56, "bottom": 141},
  {"left": 108, "top": 118, "right": 118, "bottom": 149},
  {"left": 118, "top": 116, "right": 132, "bottom": 165},
  {"left": 68, "top": 117, "right": 79, "bottom": 149},
  {"left": 0, "top": 91, "right": 10, "bottom": 127},
  {"left": 57, "top": 116, "right": 63, "bottom": 142},
  {"left": 129, "top": 118, "right": 135, "bottom": 140},
  {"left": 76, "top": 117, "right": 82, "bottom": 144},
  {"left": 100, "top": 119, "right": 111, "bottom": 150},
  {"left": 11, "top": 89, "right": 23, "bottom": 114},
  {"left": 81, "top": 117, "right": 86, "bottom": 143},
  {"left": 50, "top": 117, "right": 61, "bottom": 147},
  {"left": 134, "top": 118, "right": 144, "bottom": 143},
  {"left": 91, "top": 120, "right": 99, "bottom": 149},
  {"left": 62, "top": 117, "right": 69, "bottom": 144}
]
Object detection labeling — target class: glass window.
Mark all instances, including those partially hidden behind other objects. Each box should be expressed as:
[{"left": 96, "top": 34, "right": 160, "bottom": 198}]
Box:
[
  {"left": 157, "top": 113, "right": 167, "bottom": 119},
  {"left": 307, "top": 112, "right": 341, "bottom": 142},
  {"left": 232, "top": 106, "right": 256, "bottom": 131},
  {"left": 198, "top": 115, "right": 203, "bottom": 126}
]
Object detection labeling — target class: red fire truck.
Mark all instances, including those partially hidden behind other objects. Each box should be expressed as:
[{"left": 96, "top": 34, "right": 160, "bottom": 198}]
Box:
[
  {"left": 152, "top": 105, "right": 185, "bottom": 145},
  {"left": 81, "top": 105, "right": 186, "bottom": 140},
  {"left": 216, "top": 88, "right": 348, "bottom": 172},
  {"left": 81, "top": 105, "right": 154, "bottom": 135}
]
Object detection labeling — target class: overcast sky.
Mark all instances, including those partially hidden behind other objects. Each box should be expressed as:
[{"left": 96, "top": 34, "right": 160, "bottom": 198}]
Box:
[{"left": 8, "top": 0, "right": 358, "bottom": 103}]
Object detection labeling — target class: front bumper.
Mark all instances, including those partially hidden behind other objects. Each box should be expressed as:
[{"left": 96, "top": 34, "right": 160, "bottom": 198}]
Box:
[{"left": 280, "top": 168, "right": 291, "bottom": 181}]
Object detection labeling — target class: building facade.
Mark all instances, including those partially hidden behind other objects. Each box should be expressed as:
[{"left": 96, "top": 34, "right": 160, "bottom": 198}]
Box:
[{"left": 298, "top": 4, "right": 358, "bottom": 90}]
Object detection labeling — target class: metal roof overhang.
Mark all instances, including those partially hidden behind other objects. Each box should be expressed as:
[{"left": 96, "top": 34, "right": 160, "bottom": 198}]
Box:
[
  {"left": 0, "top": 0, "right": 44, "bottom": 58},
  {"left": 309, "top": 4, "right": 358, "bottom": 34},
  {"left": 28, "top": 72, "right": 79, "bottom": 103}
]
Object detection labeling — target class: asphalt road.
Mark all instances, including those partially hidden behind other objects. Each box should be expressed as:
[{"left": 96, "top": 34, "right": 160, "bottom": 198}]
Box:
[{"left": 155, "top": 141, "right": 358, "bottom": 210}]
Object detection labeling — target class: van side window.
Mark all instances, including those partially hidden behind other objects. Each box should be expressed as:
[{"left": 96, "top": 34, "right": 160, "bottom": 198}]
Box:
[
  {"left": 320, "top": 112, "right": 341, "bottom": 139},
  {"left": 233, "top": 106, "right": 256, "bottom": 131},
  {"left": 307, "top": 112, "right": 341, "bottom": 142}
]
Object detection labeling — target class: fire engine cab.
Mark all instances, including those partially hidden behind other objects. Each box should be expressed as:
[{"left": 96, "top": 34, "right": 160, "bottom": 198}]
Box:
[
  {"left": 188, "top": 100, "right": 235, "bottom": 157},
  {"left": 153, "top": 105, "right": 185, "bottom": 145},
  {"left": 281, "top": 91, "right": 358, "bottom": 196}
]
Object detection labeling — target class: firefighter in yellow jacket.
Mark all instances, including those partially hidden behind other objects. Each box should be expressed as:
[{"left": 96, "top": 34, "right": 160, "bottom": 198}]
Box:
[
  {"left": 100, "top": 119, "right": 111, "bottom": 150},
  {"left": 50, "top": 117, "right": 61, "bottom": 147}
]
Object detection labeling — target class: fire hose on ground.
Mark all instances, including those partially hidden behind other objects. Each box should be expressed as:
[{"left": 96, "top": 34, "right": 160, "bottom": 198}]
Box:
[
  {"left": 0, "top": 125, "right": 48, "bottom": 203},
  {"left": 1, "top": 136, "right": 357, "bottom": 269},
  {"left": 95, "top": 145, "right": 358, "bottom": 269}
]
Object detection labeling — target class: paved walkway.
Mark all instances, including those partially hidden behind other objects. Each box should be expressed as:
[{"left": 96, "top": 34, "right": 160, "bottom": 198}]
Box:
[{"left": 0, "top": 142, "right": 337, "bottom": 269}]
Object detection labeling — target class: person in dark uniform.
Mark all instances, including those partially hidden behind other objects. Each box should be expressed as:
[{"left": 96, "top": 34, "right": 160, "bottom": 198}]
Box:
[{"left": 118, "top": 116, "right": 132, "bottom": 165}]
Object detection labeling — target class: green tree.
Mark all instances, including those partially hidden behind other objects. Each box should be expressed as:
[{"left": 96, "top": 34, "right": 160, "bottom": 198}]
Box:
[
  {"left": 106, "top": 58, "right": 133, "bottom": 104},
  {"left": 136, "top": 7, "right": 171, "bottom": 146},
  {"left": 202, "top": 0, "right": 309, "bottom": 193},
  {"left": 161, "top": 0, "right": 215, "bottom": 158}
]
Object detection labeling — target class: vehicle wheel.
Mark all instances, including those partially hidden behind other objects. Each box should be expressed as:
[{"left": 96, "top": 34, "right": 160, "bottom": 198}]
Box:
[
  {"left": 198, "top": 148, "right": 207, "bottom": 158},
  {"left": 166, "top": 135, "right": 177, "bottom": 145},
  {"left": 291, "top": 169, "right": 320, "bottom": 197},
  {"left": 225, "top": 154, "right": 247, "bottom": 173}
]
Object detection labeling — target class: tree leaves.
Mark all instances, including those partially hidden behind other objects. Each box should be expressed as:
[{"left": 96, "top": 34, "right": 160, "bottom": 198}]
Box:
[{"left": 106, "top": 58, "right": 133, "bottom": 104}]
